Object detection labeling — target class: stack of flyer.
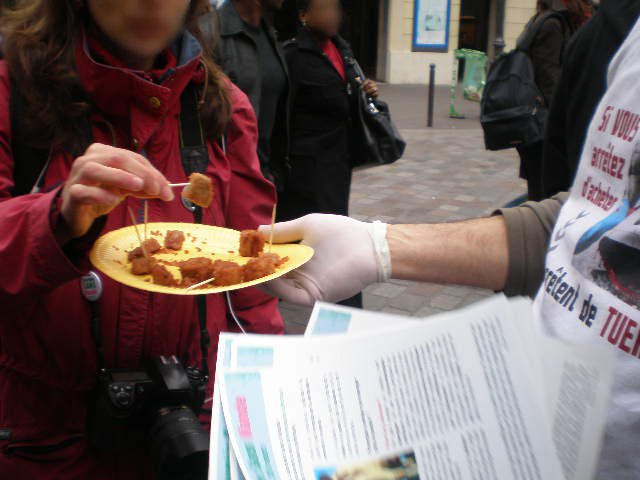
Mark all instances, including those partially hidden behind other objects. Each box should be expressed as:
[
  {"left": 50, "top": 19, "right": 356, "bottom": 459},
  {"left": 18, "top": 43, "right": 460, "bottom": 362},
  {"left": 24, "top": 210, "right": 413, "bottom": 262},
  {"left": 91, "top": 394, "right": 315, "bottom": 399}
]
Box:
[{"left": 209, "top": 295, "right": 614, "bottom": 480}]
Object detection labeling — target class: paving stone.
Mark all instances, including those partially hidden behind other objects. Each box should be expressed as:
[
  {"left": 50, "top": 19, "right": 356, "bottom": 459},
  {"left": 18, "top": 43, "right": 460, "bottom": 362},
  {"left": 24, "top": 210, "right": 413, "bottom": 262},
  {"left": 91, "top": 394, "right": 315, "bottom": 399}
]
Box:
[
  {"left": 369, "top": 283, "right": 407, "bottom": 298},
  {"left": 429, "top": 293, "right": 463, "bottom": 311},
  {"left": 363, "top": 293, "right": 389, "bottom": 311},
  {"left": 440, "top": 285, "right": 488, "bottom": 299},
  {"left": 413, "top": 305, "right": 446, "bottom": 318},
  {"left": 405, "top": 283, "right": 445, "bottom": 298},
  {"left": 389, "top": 293, "right": 427, "bottom": 313},
  {"left": 382, "top": 306, "right": 413, "bottom": 316}
]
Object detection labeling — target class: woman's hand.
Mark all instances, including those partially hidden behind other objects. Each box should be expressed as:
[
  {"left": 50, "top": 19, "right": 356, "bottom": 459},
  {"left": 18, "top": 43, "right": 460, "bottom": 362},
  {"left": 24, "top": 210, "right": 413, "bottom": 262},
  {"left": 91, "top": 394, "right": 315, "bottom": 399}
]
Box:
[
  {"left": 60, "top": 143, "right": 174, "bottom": 238},
  {"left": 362, "top": 79, "right": 379, "bottom": 98}
]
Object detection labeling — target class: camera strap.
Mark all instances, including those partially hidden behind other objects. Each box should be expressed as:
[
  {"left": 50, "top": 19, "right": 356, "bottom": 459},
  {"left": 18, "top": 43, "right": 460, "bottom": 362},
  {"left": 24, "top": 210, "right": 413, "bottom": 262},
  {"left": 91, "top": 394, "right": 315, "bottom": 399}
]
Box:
[
  {"left": 179, "top": 82, "right": 212, "bottom": 381},
  {"left": 80, "top": 272, "right": 106, "bottom": 369}
]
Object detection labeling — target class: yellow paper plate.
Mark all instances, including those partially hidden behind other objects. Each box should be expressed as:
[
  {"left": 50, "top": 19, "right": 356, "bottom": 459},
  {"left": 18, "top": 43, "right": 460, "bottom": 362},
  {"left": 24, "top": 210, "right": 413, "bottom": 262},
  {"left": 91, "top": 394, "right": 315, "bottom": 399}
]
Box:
[{"left": 90, "top": 222, "right": 314, "bottom": 295}]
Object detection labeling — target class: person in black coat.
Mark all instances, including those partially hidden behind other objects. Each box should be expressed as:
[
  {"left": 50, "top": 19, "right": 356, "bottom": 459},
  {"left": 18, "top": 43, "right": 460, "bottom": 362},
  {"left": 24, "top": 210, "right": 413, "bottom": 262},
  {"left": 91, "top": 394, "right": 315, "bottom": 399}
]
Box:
[
  {"left": 278, "top": 0, "right": 377, "bottom": 307},
  {"left": 541, "top": 0, "right": 640, "bottom": 197},
  {"left": 515, "top": 0, "right": 587, "bottom": 201},
  {"left": 215, "top": 0, "right": 290, "bottom": 190},
  {"left": 279, "top": 0, "right": 377, "bottom": 219}
]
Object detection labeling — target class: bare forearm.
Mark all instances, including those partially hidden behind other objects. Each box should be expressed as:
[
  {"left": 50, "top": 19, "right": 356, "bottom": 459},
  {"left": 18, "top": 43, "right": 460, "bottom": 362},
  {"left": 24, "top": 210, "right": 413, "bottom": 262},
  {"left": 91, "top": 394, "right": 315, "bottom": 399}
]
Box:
[{"left": 387, "top": 216, "right": 509, "bottom": 291}]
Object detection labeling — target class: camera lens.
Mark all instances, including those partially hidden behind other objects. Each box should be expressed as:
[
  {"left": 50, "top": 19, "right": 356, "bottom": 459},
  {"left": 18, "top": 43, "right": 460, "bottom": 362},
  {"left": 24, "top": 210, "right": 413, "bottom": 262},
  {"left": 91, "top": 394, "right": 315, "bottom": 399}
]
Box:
[{"left": 147, "top": 406, "right": 210, "bottom": 480}]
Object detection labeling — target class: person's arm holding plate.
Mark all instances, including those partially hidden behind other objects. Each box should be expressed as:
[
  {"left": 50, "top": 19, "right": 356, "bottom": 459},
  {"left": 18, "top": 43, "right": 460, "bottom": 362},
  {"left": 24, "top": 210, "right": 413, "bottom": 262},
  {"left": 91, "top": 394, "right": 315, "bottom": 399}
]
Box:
[
  {"left": 257, "top": 215, "right": 507, "bottom": 305},
  {"left": 258, "top": 194, "right": 567, "bottom": 305}
]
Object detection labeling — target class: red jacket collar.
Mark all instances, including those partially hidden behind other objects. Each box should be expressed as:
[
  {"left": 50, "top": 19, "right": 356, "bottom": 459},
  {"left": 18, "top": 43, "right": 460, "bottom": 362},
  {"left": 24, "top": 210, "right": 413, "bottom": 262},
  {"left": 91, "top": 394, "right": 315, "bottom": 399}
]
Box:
[
  {"left": 86, "top": 27, "right": 178, "bottom": 84},
  {"left": 75, "top": 30, "right": 203, "bottom": 121}
]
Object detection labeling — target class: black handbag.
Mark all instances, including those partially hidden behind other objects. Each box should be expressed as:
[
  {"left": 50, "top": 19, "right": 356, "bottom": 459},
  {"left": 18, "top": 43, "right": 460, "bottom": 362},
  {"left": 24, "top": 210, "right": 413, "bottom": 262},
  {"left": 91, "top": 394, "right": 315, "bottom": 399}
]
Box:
[{"left": 347, "top": 58, "right": 406, "bottom": 168}]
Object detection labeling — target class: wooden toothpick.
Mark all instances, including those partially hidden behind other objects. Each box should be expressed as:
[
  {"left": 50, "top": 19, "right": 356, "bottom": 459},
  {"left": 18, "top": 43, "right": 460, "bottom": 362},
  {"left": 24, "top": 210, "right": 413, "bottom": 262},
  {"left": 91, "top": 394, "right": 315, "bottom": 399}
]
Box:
[
  {"left": 268, "top": 203, "right": 277, "bottom": 253},
  {"left": 185, "top": 277, "right": 216, "bottom": 292},
  {"left": 143, "top": 200, "right": 148, "bottom": 241},
  {"left": 128, "top": 206, "right": 149, "bottom": 260}
]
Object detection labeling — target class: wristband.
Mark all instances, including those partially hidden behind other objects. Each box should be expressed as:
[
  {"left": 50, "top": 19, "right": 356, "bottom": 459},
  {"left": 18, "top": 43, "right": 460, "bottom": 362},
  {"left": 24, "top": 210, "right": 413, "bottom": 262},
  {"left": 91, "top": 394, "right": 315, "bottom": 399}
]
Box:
[{"left": 370, "top": 221, "right": 391, "bottom": 282}]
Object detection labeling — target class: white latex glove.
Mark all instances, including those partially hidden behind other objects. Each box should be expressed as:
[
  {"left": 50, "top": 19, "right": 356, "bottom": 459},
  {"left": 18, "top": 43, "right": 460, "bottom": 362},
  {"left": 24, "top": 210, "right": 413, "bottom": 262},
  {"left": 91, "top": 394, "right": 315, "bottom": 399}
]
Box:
[{"left": 257, "top": 214, "right": 391, "bottom": 306}]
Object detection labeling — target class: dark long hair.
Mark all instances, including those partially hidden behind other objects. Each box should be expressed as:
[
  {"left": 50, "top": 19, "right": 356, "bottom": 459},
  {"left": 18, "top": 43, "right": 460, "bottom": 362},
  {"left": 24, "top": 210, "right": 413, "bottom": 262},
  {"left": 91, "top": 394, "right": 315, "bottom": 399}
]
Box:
[{"left": 0, "top": 0, "right": 231, "bottom": 154}]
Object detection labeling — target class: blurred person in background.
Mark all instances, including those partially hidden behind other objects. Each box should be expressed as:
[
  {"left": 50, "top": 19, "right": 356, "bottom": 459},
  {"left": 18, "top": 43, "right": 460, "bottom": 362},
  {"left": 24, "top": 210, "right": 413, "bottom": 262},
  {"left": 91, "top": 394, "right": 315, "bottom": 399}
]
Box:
[
  {"left": 215, "top": 0, "right": 290, "bottom": 190},
  {"left": 278, "top": 0, "right": 377, "bottom": 308},
  {"left": 516, "top": 0, "right": 591, "bottom": 201},
  {"left": 542, "top": 0, "right": 640, "bottom": 197}
]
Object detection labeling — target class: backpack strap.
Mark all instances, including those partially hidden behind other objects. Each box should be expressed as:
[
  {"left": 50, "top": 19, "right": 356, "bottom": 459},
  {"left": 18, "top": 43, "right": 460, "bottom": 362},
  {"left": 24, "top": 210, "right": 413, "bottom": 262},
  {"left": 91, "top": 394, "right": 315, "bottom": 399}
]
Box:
[
  {"left": 516, "top": 11, "right": 568, "bottom": 53},
  {"left": 179, "top": 82, "right": 209, "bottom": 224},
  {"left": 178, "top": 81, "right": 214, "bottom": 379}
]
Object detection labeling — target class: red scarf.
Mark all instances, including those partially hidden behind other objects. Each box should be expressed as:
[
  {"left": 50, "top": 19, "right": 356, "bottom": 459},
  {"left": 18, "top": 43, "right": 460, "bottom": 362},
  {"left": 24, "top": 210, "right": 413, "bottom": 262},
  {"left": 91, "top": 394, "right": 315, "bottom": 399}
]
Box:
[{"left": 320, "top": 39, "right": 346, "bottom": 81}]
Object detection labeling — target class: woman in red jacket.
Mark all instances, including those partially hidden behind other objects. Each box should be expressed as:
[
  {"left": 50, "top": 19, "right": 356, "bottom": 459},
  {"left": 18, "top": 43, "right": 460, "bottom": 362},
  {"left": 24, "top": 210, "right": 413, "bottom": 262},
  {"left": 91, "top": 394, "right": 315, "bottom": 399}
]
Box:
[{"left": 0, "top": 0, "right": 283, "bottom": 478}]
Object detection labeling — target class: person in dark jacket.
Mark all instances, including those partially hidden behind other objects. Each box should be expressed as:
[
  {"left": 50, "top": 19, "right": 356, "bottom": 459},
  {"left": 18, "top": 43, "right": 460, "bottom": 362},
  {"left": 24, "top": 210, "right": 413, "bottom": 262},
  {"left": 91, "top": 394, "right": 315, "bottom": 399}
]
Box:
[
  {"left": 516, "top": 0, "right": 589, "bottom": 201},
  {"left": 216, "top": 0, "right": 290, "bottom": 189},
  {"left": 542, "top": 0, "right": 640, "bottom": 197},
  {"left": 279, "top": 0, "right": 377, "bottom": 307}
]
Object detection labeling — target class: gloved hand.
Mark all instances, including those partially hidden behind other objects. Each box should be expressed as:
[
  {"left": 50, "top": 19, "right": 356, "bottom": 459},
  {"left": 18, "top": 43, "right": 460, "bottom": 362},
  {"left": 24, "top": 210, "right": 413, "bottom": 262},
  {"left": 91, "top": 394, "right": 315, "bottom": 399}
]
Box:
[{"left": 257, "top": 214, "right": 391, "bottom": 306}]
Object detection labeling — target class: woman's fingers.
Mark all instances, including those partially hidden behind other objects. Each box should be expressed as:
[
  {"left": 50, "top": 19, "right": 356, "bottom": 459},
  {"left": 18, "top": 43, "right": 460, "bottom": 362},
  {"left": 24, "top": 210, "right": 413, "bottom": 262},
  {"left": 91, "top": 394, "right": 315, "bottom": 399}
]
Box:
[
  {"left": 74, "top": 162, "right": 144, "bottom": 194},
  {"left": 66, "top": 183, "right": 123, "bottom": 207},
  {"left": 78, "top": 144, "right": 174, "bottom": 201},
  {"left": 60, "top": 143, "right": 175, "bottom": 239}
]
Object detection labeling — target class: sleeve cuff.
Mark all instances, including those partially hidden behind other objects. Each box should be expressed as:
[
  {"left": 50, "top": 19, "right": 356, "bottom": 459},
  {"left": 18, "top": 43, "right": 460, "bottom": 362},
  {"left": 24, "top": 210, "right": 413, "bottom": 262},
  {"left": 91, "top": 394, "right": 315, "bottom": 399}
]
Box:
[
  {"left": 492, "top": 193, "right": 569, "bottom": 298},
  {"left": 30, "top": 189, "right": 105, "bottom": 283},
  {"left": 493, "top": 206, "right": 531, "bottom": 297}
]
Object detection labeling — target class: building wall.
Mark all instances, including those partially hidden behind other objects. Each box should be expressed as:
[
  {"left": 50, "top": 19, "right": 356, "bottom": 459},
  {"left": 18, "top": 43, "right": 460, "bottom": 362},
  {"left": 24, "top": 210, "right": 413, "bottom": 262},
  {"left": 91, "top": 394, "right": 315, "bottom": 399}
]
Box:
[
  {"left": 504, "top": 0, "right": 537, "bottom": 50},
  {"left": 381, "top": 0, "right": 536, "bottom": 84}
]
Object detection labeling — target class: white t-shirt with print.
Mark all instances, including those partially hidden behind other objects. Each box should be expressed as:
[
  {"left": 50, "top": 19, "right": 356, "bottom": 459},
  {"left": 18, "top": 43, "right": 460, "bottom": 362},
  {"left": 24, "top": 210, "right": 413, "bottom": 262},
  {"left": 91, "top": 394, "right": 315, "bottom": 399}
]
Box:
[{"left": 536, "top": 16, "right": 640, "bottom": 480}]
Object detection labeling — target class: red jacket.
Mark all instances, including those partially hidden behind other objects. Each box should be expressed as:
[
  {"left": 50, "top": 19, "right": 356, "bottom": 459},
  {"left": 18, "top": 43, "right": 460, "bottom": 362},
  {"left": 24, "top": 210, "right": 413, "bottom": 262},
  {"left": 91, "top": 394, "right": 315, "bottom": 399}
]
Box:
[{"left": 0, "top": 32, "right": 283, "bottom": 479}]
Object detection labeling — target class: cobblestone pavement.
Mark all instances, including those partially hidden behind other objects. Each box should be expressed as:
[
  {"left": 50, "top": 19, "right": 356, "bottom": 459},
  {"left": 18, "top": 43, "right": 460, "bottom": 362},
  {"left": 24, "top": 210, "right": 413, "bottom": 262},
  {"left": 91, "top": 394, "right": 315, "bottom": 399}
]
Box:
[{"left": 281, "top": 85, "right": 526, "bottom": 333}]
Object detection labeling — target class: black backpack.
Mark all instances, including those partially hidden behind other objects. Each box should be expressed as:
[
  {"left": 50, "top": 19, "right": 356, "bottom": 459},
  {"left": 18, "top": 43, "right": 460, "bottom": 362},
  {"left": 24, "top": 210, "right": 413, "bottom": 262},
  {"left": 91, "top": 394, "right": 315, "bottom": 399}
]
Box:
[{"left": 480, "top": 12, "right": 566, "bottom": 151}]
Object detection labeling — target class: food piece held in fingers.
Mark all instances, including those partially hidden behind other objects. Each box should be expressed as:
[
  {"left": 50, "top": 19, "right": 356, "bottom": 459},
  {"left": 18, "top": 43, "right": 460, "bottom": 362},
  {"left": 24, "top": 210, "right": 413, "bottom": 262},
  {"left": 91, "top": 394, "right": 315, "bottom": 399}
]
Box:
[
  {"left": 164, "top": 230, "right": 186, "bottom": 251},
  {"left": 182, "top": 173, "right": 214, "bottom": 208},
  {"left": 239, "top": 230, "right": 265, "bottom": 257}
]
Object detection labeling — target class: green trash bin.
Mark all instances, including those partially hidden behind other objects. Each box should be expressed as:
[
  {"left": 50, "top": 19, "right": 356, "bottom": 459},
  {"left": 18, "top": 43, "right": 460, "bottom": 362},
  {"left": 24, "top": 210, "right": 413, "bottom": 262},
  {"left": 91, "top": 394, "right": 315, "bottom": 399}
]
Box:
[
  {"left": 459, "top": 49, "right": 487, "bottom": 102},
  {"left": 449, "top": 48, "right": 487, "bottom": 118}
]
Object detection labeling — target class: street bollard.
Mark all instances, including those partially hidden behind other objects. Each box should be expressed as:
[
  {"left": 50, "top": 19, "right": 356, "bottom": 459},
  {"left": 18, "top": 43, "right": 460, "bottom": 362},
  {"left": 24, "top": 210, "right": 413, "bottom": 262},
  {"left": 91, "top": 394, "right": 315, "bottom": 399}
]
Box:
[{"left": 427, "top": 64, "right": 436, "bottom": 128}]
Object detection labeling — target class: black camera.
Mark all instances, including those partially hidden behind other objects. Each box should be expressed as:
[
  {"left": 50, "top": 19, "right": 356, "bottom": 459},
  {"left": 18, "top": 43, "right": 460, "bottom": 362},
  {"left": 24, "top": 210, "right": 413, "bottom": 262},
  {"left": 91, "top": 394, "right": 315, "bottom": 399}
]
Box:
[{"left": 88, "top": 356, "right": 210, "bottom": 480}]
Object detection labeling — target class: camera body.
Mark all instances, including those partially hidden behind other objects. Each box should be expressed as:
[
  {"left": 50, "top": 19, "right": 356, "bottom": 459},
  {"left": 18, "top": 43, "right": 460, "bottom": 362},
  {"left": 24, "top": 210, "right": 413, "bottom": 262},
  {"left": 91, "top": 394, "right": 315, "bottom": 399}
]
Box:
[
  {"left": 88, "top": 356, "right": 210, "bottom": 480},
  {"left": 94, "top": 355, "right": 205, "bottom": 421}
]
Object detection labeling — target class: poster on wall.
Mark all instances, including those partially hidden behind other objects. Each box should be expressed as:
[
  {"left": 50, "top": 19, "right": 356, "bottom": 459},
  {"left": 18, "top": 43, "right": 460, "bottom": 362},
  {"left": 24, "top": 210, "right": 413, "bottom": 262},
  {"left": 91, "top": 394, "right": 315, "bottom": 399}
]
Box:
[{"left": 412, "top": 0, "right": 451, "bottom": 52}]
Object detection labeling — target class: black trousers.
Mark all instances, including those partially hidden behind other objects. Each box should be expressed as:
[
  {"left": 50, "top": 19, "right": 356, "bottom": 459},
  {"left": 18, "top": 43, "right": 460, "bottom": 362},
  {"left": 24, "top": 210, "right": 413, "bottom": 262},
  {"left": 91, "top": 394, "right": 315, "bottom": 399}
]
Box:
[
  {"left": 338, "top": 293, "right": 363, "bottom": 309},
  {"left": 517, "top": 141, "right": 544, "bottom": 202}
]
